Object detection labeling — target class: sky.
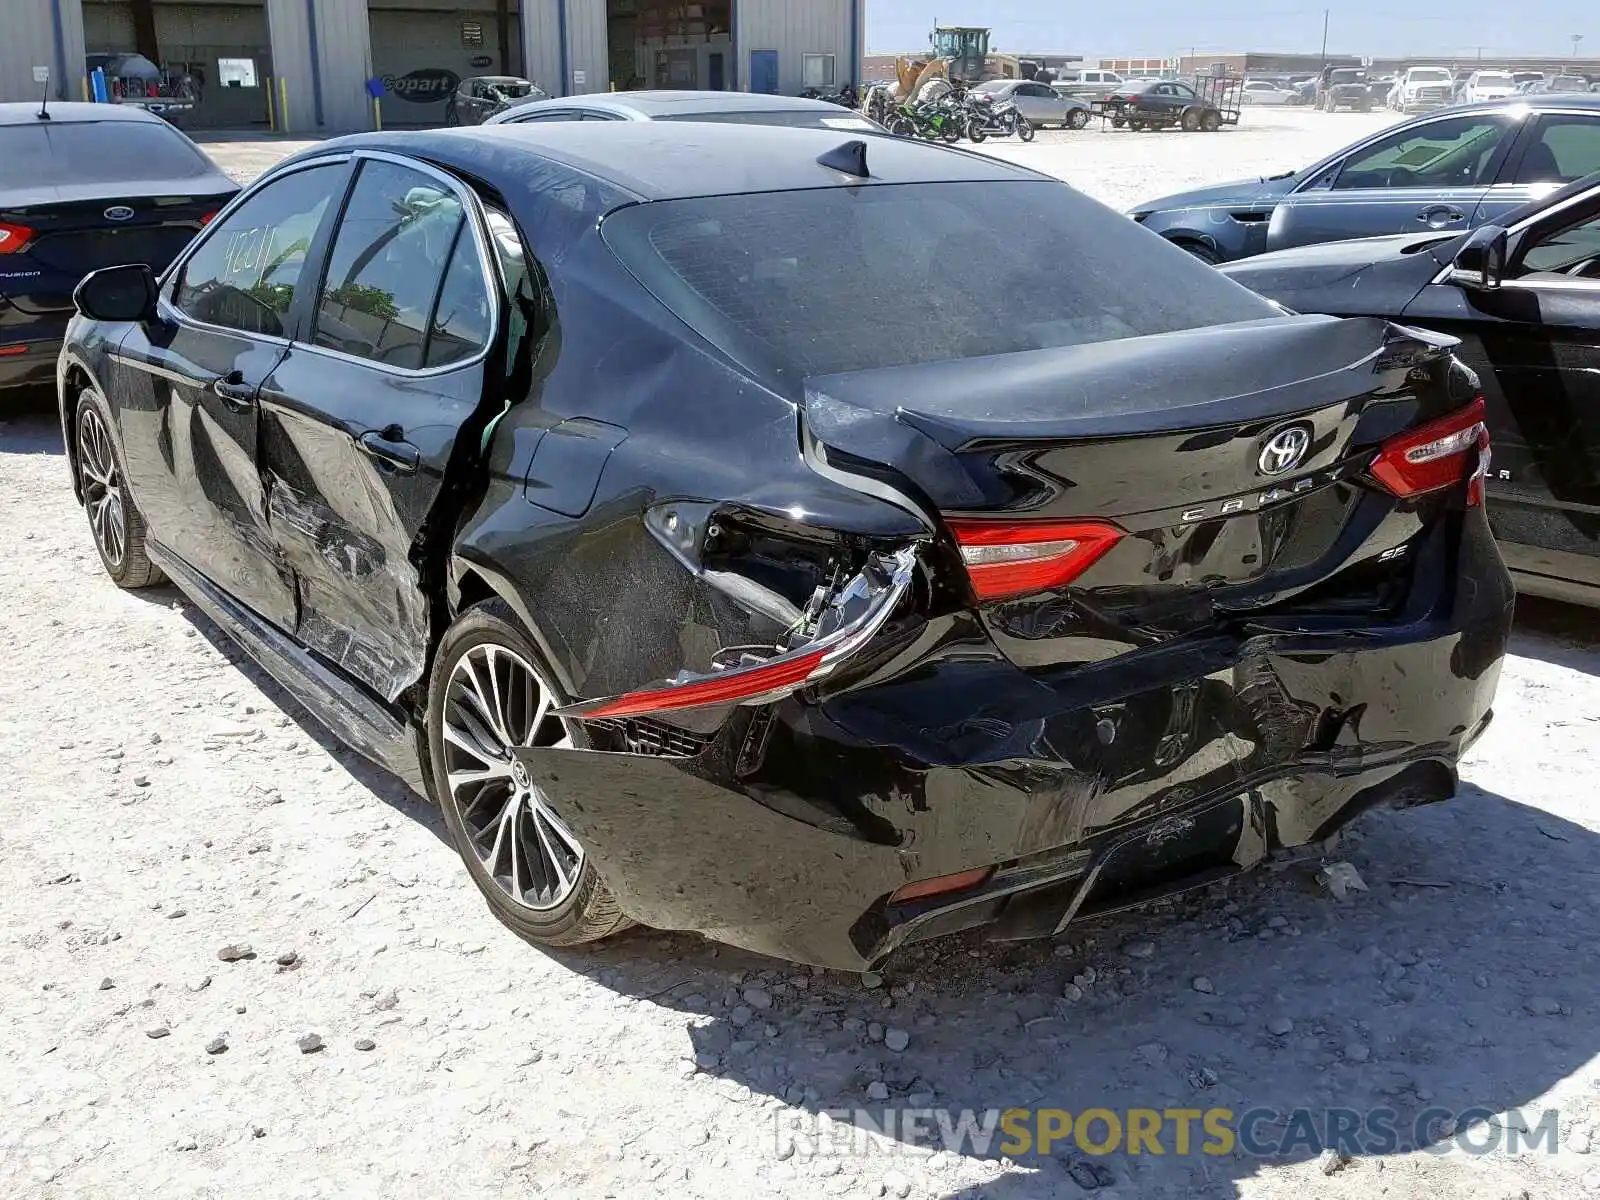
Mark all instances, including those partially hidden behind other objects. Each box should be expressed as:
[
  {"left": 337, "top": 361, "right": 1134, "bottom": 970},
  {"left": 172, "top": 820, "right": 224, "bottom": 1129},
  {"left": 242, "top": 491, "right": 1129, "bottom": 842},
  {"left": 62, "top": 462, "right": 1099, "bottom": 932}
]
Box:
[{"left": 865, "top": 1, "right": 1596, "bottom": 60}]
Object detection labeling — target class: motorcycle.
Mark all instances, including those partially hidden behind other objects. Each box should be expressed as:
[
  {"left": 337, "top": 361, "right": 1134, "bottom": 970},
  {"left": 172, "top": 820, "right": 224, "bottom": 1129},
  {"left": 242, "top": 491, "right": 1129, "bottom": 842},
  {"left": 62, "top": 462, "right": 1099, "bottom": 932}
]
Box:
[
  {"left": 962, "top": 95, "right": 1034, "bottom": 142},
  {"left": 886, "top": 98, "right": 965, "bottom": 143}
]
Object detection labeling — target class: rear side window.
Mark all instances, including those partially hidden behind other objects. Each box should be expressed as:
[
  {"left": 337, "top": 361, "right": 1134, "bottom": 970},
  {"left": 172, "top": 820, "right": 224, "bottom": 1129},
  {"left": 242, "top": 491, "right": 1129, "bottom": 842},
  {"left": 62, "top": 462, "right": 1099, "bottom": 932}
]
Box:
[
  {"left": 603, "top": 180, "right": 1278, "bottom": 387},
  {"left": 0, "top": 120, "right": 215, "bottom": 185},
  {"left": 1513, "top": 115, "right": 1600, "bottom": 184},
  {"left": 312, "top": 159, "right": 488, "bottom": 370}
]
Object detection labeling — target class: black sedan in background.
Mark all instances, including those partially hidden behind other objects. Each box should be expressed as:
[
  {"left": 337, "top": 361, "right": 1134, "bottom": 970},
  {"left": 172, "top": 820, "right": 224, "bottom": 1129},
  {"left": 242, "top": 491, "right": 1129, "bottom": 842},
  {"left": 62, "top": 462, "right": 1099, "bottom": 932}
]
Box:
[
  {"left": 1222, "top": 173, "right": 1600, "bottom": 606},
  {"left": 0, "top": 102, "right": 236, "bottom": 397},
  {"left": 1132, "top": 96, "right": 1600, "bottom": 262},
  {"left": 58, "top": 123, "right": 1508, "bottom": 969}
]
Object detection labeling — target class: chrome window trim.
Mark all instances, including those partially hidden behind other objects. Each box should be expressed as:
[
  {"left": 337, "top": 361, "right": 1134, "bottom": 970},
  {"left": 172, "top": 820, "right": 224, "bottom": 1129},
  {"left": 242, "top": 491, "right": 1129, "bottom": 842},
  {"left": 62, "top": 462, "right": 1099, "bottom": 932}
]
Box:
[
  {"left": 159, "top": 153, "right": 353, "bottom": 344},
  {"left": 293, "top": 147, "right": 502, "bottom": 380}
]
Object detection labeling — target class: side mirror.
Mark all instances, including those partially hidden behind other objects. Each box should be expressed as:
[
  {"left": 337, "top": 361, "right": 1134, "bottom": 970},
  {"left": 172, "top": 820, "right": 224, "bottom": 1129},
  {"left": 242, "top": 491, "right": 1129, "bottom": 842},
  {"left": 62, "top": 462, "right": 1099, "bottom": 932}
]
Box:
[
  {"left": 1449, "top": 225, "right": 1508, "bottom": 291},
  {"left": 74, "top": 263, "right": 158, "bottom": 322}
]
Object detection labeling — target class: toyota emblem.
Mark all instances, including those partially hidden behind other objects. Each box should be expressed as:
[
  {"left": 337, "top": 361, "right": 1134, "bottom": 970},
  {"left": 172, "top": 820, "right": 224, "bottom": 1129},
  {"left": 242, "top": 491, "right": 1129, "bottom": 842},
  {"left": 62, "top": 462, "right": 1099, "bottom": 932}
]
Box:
[
  {"left": 1258, "top": 425, "right": 1312, "bottom": 476},
  {"left": 103, "top": 205, "right": 135, "bottom": 222}
]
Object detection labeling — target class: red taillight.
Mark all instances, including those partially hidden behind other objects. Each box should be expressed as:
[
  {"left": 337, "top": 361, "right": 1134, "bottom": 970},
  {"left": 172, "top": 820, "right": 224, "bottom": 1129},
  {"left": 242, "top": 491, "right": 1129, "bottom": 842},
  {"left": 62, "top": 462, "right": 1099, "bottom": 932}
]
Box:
[
  {"left": 1369, "top": 397, "right": 1490, "bottom": 505},
  {"left": 579, "top": 647, "right": 828, "bottom": 720},
  {"left": 0, "top": 344, "right": 31, "bottom": 357},
  {"left": 0, "top": 221, "right": 34, "bottom": 254},
  {"left": 947, "top": 518, "right": 1123, "bottom": 601},
  {"left": 199, "top": 211, "right": 218, "bottom": 226}
]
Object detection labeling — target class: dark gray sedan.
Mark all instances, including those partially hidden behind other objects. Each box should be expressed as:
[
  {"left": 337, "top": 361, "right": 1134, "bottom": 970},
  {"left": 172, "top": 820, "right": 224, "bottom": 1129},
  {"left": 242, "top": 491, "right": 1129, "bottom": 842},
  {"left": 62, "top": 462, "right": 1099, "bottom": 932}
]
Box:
[{"left": 1131, "top": 96, "right": 1600, "bottom": 262}]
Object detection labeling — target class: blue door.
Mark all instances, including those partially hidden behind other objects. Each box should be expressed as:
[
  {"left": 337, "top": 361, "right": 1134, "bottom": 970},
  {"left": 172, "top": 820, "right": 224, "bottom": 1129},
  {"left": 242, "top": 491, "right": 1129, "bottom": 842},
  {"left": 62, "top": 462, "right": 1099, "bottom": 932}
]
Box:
[{"left": 751, "top": 50, "right": 779, "bottom": 94}]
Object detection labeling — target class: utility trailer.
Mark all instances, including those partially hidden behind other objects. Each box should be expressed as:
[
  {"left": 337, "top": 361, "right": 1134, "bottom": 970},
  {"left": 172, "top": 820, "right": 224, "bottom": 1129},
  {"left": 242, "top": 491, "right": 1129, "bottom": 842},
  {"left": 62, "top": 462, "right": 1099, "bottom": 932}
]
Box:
[{"left": 1093, "top": 71, "right": 1242, "bottom": 132}]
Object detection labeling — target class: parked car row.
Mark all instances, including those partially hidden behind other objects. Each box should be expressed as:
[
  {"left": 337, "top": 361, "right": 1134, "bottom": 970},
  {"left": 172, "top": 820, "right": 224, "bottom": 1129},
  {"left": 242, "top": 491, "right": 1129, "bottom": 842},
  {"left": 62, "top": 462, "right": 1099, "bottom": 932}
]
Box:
[{"left": 1131, "top": 93, "right": 1600, "bottom": 608}]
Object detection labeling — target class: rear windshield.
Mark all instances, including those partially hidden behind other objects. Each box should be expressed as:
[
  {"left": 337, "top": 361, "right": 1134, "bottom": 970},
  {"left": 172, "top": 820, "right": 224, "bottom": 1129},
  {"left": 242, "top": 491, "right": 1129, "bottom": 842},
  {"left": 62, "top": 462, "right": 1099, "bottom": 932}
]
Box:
[
  {"left": 603, "top": 180, "right": 1278, "bottom": 387},
  {"left": 656, "top": 110, "right": 878, "bottom": 131},
  {"left": 1475, "top": 73, "right": 1514, "bottom": 84},
  {"left": 1410, "top": 70, "right": 1451, "bottom": 81},
  {"left": 0, "top": 120, "right": 214, "bottom": 186}
]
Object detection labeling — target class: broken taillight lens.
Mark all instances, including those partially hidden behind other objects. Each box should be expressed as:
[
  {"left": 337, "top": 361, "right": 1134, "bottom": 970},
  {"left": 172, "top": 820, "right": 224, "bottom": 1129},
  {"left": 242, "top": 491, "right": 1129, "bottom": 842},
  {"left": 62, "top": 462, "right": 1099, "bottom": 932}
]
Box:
[
  {"left": 579, "top": 647, "right": 828, "bottom": 720},
  {"left": 946, "top": 518, "right": 1123, "bottom": 601},
  {"left": 1368, "top": 397, "right": 1490, "bottom": 506}
]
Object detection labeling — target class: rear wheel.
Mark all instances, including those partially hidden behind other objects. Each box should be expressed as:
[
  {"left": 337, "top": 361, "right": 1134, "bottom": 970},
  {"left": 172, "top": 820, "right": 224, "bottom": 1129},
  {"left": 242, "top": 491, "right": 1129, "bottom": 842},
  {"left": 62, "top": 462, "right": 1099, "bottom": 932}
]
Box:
[
  {"left": 1128, "top": 119, "right": 1145, "bottom": 132},
  {"left": 1173, "top": 239, "right": 1222, "bottom": 265},
  {"left": 1067, "top": 107, "right": 1090, "bottom": 129},
  {"left": 965, "top": 115, "right": 987, "bottom": 142},
  {"left": 427, "top": 602, "right": 632, "bottom": 949},
  {"left": 941, "top": 119, "right": 962, "bottom": 143},
  {"left": 1201, "top": 109, "right": 1222, "bottom": 132},
  {"left": 1015, "top": 117, "right": 1035, "bottom": 142},
  {"left": 74, "top": 387, "right": 163, "bottom": 589},
  {"left": 1181, "top": 107, "right": 1202, "bottom": 132}
]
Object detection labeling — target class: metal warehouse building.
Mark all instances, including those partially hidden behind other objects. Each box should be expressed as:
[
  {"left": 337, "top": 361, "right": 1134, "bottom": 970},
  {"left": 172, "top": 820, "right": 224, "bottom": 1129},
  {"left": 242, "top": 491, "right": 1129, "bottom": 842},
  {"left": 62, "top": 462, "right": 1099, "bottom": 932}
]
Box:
[{"left": 3, "top": 0, "right": 862, "bottom": 132}]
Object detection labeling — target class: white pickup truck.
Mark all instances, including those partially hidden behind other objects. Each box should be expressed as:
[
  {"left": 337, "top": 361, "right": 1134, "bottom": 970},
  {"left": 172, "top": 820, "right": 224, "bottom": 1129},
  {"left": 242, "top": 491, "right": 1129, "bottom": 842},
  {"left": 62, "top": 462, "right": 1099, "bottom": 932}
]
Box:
[{"left": 1387, "top": 67, "right": 1455, "bottom": 113}]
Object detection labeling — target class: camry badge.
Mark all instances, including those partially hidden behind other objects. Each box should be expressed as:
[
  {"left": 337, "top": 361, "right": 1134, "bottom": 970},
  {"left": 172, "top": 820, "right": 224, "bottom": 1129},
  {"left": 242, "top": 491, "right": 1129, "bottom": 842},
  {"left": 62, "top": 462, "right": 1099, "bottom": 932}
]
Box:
[
  {"left": 103, "top": 205, "right": 135, "bottom": 222},
  {"left": 1258, "top": 424, "right": 1312, "bottom": 476}
]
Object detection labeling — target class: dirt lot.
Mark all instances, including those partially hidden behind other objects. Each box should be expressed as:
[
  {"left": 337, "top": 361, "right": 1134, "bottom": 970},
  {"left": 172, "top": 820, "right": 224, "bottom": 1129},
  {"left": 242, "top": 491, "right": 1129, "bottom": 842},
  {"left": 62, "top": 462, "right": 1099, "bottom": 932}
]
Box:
[{"left": 5, "top": 107, "right": 1600, "bottom": 1200}]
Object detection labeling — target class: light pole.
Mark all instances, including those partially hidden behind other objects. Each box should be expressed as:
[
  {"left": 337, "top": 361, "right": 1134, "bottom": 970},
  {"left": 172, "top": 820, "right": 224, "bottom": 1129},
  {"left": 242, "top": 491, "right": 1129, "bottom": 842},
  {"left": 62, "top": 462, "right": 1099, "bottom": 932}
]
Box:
[
  {"left": 1319, "top": 9, "right": 1329, "bottom": 71},
  {"left": 1573, "top": 34, "right": 1585, "bottom": 58}
]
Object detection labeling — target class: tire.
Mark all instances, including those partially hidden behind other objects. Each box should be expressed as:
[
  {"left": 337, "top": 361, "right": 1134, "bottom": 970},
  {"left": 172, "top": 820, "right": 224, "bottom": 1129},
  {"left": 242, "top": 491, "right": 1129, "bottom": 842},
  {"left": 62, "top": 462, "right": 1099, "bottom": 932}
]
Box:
[
  {"left": 1173, "top": 239, "right": 1222, "bottom": 265},
  {"left": 1201, "top": 109, "right": 1222, "bottom": 132},
  {"left": 940, "top": 120, "right": 962, "bottom": 144},
  {"left": 1111, "top": 116, "right": 1126, "bottom": 128},
  {"left": 444, "top": 101, "right": 460, "bottom": 128},
  {"left": 427, "top": 601, "right": 632, "bottom": 949},
  {"left": 1067, "top": 107, "right": 1090, "bottom": 129},
  {"left": 1181, "top": 107, "right": 1202, "bottom": 132},
  {"left": 1016, "top": 117, "right": 1035, "bottom": 142},
  {"left": 887, "top": 114, "right": 913, "bottom": 137},
  {"left": 1127, "top": 120, "right": 1145, "bottom": 132},
  {"left": 73, "top": 385, "right": 163, "bottom": 589},
  {"left": 965, "top": 115, "right": 987, "bottom": 143}
]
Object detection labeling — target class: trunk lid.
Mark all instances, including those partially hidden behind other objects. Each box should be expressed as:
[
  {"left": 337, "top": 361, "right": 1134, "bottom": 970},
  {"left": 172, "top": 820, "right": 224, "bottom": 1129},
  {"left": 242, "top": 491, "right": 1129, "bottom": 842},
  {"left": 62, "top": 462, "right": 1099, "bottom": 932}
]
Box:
[
  {"left": 0, "top": 191, "right": 226, "bottom": 319},
  {"left": 802, "top": 315, "right": 1475, "bottom": 666}
]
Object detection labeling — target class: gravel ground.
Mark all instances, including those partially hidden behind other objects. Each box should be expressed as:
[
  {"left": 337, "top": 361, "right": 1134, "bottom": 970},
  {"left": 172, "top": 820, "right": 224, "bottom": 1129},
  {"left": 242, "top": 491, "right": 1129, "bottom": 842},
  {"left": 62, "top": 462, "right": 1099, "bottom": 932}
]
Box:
[{"left": 5, "top": 107, "right": 1600, "bottom": 1200}]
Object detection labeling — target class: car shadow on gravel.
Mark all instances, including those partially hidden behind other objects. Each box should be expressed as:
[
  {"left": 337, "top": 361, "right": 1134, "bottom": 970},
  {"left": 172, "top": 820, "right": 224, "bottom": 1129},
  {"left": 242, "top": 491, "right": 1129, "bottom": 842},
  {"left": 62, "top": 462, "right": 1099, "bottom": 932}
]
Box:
[
  {"left": 1511, "top": 596, "right": 1600, "bottom": 669},
  {"left": 143, "top": 586, "right": 450, "bottom": 843},
  {"left": 0, "top": 404, "right": 65, "bottom": 452},
  {"left": 556, "top": 785, "right": 1600, "bottom": 1197}
]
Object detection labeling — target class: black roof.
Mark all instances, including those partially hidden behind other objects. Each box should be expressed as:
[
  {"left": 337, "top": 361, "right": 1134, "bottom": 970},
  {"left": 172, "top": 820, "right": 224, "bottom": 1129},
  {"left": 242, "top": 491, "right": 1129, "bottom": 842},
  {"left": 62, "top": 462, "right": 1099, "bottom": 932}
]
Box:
[
  {"left": 305, "top": 121, "right": 1047, "bottom": 203},
  {"left": 0, "top": 101, "right": 167, "bottom": 127}
]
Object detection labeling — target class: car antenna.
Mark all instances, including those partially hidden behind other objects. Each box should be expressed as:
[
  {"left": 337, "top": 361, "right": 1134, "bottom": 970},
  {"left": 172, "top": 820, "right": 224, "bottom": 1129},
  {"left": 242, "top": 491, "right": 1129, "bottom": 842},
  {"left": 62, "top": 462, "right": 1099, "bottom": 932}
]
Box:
[
  {"left": 816, "top": 139, "right": 869, "bottom": 178},
  {"left": 37, "top": 73, "right": 51, "bottom": 120}
]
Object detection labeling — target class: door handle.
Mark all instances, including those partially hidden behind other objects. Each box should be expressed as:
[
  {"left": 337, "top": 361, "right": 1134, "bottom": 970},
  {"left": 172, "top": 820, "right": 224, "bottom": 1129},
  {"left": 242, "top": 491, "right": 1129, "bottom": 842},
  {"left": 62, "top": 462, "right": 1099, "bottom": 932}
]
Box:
[
  {"left": 1417, "top": 205, "right": 1465, "bottom": 229},
  {"left": 212, "top": 371, "right": 255, "bottom": 410},
  {"left": 358, "top": 428, "right": 421, "bottom": 475}
]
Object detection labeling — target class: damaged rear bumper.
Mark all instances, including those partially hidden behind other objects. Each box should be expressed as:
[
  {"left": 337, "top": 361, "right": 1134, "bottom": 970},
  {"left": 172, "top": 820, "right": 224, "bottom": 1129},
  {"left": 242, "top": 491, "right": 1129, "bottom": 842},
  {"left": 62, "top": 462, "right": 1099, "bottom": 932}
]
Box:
[{"left": 516, "top": 530, "right": 1513, "bottom": 971}]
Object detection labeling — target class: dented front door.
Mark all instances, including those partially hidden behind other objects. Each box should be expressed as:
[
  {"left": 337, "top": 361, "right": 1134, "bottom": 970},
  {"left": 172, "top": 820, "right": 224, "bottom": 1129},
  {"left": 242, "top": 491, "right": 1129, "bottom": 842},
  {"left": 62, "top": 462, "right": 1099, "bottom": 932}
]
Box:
[{"left": 255, "top": 154, "right": 496, "bottom": 701}]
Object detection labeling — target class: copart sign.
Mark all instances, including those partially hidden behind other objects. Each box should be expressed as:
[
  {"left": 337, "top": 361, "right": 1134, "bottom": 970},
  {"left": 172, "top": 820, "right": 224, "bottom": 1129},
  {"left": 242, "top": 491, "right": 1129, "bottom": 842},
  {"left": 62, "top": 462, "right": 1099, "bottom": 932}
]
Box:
[{"left": 383, "top": 68, "right": 459, "bottom": 103}]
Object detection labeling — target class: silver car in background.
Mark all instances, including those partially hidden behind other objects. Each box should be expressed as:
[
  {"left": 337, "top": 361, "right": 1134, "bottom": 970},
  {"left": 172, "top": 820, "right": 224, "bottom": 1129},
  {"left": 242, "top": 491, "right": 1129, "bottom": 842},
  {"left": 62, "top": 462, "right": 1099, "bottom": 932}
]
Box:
[{"left": 973, "top": 80, "right": 1092, "bottom": 129}]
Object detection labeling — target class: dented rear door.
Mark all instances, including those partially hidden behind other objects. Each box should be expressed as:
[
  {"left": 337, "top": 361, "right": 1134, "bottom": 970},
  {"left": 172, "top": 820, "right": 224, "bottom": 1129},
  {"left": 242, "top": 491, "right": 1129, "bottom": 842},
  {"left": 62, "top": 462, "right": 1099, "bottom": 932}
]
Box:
[{"left": 256, "top": 155, "right": 498, "bottom": 701}]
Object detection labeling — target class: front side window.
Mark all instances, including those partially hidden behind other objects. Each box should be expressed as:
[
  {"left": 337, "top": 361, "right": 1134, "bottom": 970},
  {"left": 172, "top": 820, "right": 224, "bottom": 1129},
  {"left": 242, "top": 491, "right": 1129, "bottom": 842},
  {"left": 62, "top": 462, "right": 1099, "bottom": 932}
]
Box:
[
  {"left": 1518, "top": 202, "right": 1600, "bottom": 277},
  {"left": 1333, "top": 116, "right": 1509, "bottom": 190},
  {"left": 311, "top": 159, "right": 483, "bottom": 370},
  {"left": 802, "top": 54, "right": 836, "bottom": 89},
  {"left": 1513, "top": 115, "right": 1600, "bottom": 185},
  {"left": 172, "top": 161, "right": 343, "bottom": 336}
]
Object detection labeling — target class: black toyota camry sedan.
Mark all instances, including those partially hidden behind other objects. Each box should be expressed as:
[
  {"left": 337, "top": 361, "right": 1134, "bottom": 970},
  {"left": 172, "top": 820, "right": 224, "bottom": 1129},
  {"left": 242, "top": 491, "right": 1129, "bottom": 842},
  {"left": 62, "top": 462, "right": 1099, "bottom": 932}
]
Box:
[
  {"left": 1222, "top": 172, "right": 1600, "bottom": 607},
  {"left": 58, "top": 123, "right": 1511, "bottom": 970}
]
